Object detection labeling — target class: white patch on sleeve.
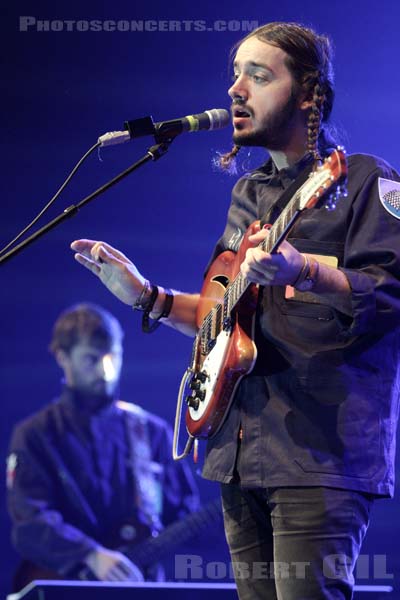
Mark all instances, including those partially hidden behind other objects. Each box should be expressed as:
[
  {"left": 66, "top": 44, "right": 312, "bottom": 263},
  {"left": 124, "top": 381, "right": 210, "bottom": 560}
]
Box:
[
  {"left": 378, "top": 177, "right": 400, "bottom": 220},
  {"left": 6, "top": 453, "right": 18, "bottom": 489}
]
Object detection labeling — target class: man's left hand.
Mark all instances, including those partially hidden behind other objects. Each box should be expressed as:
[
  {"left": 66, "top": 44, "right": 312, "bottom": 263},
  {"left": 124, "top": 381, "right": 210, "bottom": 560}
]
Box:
[{"left": 240, "top": 227, "right": 304, "bottom": 287}]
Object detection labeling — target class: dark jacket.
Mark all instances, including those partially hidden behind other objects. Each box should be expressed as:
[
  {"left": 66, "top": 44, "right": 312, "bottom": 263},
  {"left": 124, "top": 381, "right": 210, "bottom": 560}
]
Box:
[
  {"left": 202, "top": 153, "right": 400, "bottom": 497},
  {"left": 7, "top": 388, "right": 199, "bottom": 576}
]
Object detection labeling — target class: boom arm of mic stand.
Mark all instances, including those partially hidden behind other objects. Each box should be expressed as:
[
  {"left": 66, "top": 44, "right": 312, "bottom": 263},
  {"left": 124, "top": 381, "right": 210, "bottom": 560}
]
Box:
[{"left": 0, "top": 141, "right": 172, "bottom": 266}]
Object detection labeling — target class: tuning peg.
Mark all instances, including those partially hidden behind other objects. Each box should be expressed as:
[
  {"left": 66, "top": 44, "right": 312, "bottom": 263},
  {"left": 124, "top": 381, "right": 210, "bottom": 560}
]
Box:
[
  {"left": 325, "top": 190, "right": 339, "bottom": 211},
  {"left": 325, "top": 183, "right": 348, "bottom": 211},
  {"left": 325, "top": 195, "right": 337, "bottom": 211}
]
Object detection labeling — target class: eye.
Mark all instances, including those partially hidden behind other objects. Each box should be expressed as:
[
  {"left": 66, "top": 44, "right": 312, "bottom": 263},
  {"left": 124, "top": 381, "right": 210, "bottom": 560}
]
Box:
[
  {"left": 252, "top": 74, "right": 266, "bottom": 83},
  {"left": 81, "top": 354, "right": 98, "bottom": 367}
]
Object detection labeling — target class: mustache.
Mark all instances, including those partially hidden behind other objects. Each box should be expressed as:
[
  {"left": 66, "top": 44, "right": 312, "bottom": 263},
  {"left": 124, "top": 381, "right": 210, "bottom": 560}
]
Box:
[{"left": 231, "top": 98, "right": 253, "bottom": 116}]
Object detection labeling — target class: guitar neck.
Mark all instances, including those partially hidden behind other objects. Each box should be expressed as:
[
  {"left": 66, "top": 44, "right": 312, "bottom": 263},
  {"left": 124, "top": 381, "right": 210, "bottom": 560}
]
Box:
[
  {"left": 199, "top": 189, "right": 302, "bottom": 348},
  {"left": 262, "top": 192, "right": 302, "bottom": 254},
  {"left": 226, "top": 190, "right": 302, "bottom": 314},
  {"left": 197, "top": 148, "right": 347, "bottom": 354},
  {"left": 125, "top": 498, "right": 222, "bottom": 569}
]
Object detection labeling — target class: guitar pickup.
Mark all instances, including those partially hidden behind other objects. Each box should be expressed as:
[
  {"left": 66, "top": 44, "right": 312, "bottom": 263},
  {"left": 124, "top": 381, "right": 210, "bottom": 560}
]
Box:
[{"left": 207, "top": 339, "right": 216, "bottom": 352}]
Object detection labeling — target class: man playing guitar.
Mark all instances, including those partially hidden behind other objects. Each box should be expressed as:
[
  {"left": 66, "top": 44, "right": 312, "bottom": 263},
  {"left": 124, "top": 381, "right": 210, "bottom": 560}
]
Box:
[
  {"left": 7, "top": 303, "right": 198, "bottom": 590},
  {"left": 71, "top": 22, "right": 400, "bottom": 600}
]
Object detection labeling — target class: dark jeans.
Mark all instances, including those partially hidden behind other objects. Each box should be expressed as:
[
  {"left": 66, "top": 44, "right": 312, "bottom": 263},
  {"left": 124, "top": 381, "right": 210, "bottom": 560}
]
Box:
[{"left": 221, "top": 484, "right": 373, "bottom": 600}]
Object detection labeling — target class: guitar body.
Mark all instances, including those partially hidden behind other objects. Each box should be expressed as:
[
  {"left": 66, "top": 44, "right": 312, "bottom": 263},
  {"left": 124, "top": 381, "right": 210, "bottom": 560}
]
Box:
[
  {"left": 178, "top": 148, "right": 348, "bottom": 445},
  {"left": 185, "top": 221, "right": 260, "bottom": 439},
  {"left": 13, "top": 560, "right": 62, "bottom": 590}
]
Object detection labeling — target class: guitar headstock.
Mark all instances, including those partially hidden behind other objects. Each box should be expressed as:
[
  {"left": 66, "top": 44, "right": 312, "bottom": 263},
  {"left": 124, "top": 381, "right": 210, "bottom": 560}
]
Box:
[{"left": 298, "top": 147, "right": 348, "bottom": 212}]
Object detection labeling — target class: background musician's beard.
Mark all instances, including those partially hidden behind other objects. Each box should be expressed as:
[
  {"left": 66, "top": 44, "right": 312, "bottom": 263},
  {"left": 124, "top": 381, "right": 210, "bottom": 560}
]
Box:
[
  {"left": 233, "top": 89, "right": 299, "bottom": 150},
  {"left": 71, "top": 387, "right": 117, "bottom": 413}
]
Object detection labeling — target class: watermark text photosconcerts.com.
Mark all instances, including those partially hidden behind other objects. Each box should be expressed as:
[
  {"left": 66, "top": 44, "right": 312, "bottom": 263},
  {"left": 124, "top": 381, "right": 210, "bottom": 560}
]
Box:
[{"left": 19, "top": 17, "right": 259, "bottom": 33}]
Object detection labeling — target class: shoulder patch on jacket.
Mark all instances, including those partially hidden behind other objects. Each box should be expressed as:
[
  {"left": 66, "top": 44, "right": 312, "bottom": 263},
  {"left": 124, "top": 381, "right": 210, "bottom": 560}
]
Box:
[
  {"left": 378, "top": 177, "right": 400, "bottom": 219},
  {"left": 6, "top": 453, "right": 18, "bottom": 489}
]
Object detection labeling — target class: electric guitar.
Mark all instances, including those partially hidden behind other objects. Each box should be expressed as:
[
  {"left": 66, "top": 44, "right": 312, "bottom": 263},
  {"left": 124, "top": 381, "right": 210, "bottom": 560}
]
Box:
[
  {"left": 174, "top": 148, "right": 347, "bottom": 455},
  {"left": 12, "top": 498, "right": 222, "bottom": 590}
]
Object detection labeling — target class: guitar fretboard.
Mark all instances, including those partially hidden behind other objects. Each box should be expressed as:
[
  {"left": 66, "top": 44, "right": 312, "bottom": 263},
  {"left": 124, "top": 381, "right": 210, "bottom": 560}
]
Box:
[
  {"left": 197, "top": 148, "right": 346, "bottom": 357},
  {"left": 199, "top": 188, "right": 302, "bottom": 355},
  {"left": 127, "top": 498, "right": 222, "bottom": 568}
]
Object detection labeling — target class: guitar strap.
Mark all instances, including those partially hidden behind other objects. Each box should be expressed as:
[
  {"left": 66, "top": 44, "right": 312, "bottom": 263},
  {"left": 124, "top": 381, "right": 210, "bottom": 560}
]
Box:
[
  {"left": 121, "top": 403, "right": 163, "bottom": 533},
  {"left": 260, "top": 160, "right": 316, "bottom": 227}
]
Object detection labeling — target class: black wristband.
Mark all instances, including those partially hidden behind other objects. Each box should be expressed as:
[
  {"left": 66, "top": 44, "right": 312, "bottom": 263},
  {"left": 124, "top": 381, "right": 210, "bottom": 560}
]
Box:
[
  {"left": 142, "top": 288, "right": 174, "bottom": 334},
  {"left": 159, "top": 289, "right": 174, "bottom": 319}
]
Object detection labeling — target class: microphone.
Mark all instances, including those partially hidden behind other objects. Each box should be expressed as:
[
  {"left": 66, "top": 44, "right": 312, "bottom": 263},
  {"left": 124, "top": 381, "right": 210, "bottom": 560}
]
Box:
[{"left": 98, "top": 108, "right": 230, "bottom": 147}]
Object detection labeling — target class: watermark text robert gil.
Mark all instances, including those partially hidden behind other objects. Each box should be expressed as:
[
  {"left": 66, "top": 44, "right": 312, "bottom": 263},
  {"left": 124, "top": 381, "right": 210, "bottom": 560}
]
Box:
[{"left": 175, "top": 554, "right": 394, "bottom": 580}]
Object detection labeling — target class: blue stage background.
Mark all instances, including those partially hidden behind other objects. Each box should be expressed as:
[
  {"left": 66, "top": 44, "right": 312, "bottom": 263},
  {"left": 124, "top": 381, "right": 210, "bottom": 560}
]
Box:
[{"left": 1, "top": 1, "right": 400, "bottom": 597}]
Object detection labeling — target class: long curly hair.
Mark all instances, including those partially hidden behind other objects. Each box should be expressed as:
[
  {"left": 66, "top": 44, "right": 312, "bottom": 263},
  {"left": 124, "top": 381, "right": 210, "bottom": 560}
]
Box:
[{"left": 219, "top": 22, "right": 336, "bottom": 170}]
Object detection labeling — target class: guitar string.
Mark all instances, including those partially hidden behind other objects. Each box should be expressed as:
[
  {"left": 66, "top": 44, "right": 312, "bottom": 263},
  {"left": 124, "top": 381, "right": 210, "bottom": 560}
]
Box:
[
  {"left": 197, "top": 152, "right": 343, "bottom": 350},
  {"left": 198, "top": 190, "right": 302, "bottom": 351}
]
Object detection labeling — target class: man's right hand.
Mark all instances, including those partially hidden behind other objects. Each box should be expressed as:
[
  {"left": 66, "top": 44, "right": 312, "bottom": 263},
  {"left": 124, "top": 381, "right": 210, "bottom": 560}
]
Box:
[
  {"left": 70, "top": 240, "right": 145, "bottom": 306},
  {"left": 71, "top": 238, "right": 200, "bottom": 337},
  {"left": 84, "top": 546, "right": 144, "bottom": 582}
]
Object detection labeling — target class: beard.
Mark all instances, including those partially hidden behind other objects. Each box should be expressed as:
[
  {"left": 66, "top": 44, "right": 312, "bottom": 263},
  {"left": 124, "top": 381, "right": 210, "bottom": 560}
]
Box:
[
  {"left": 232, "top": 89, "right": 299, "bottom": 150},
  {"left": 72, "top": 387, "right": 117, "bottom": 413},
  {"left": 69, "top": 376, "right": 120, "bottom": 413}
]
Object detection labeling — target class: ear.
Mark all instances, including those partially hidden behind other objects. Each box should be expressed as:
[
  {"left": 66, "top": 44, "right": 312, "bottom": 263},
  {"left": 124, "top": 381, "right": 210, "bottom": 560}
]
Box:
[
  {"left": 296, "top": 83, "right": 314, "bottom": 111},
  {"left": 54, "top": 349, "right": 69, "bottom": 370},
  {"left": 300, "top": 98, "right": 313, "bottom": 110}
]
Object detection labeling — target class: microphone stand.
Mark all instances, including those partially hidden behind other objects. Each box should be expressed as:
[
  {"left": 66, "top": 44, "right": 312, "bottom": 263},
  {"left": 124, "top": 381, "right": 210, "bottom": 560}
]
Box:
[{"left": 0, "top": 140, "right": 172, "bottom": 265}]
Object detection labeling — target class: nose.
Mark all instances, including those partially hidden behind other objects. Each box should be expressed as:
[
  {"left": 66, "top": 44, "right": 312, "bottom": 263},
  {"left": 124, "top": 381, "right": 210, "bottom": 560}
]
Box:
[
  {"left": 95, "top": 357, "right": 107, "bottom": 380},
  {"left": 100, "top": 354, "right": 117, "bottom": 382},
  {"left": 228, "top": 74, "right": 248, "bottom": 101}
]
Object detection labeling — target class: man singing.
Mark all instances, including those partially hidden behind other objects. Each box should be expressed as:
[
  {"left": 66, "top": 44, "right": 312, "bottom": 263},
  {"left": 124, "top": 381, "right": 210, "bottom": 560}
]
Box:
[{"left": 70, "top": 22, "right": 400, "bottom": 599}]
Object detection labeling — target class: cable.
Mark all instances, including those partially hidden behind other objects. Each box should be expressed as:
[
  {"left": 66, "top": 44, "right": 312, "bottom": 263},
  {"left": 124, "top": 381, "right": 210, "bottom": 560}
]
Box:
[{"left": 0, "top": 141, "right": 101, "bottom": 256}]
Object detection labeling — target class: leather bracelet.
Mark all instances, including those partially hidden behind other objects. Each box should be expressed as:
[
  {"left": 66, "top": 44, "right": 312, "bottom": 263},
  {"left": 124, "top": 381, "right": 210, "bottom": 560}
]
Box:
[
  {"left": 156, "top": 288, "right": 174, "bottom": 320},
  {"left": 291, "top": 255, "right": 310, "bottom": 288},
  {"left": 141, "top": 283, "right": 158, "bottom": 321},
  {"left": 132, "top": 280, "right": 152, "bottom": 311},
  {"left": 295, "top": 257, "right": 320, "bottom": 292},
  {"left": 142, "top": 288, "right": 174, "bottom": 333}
]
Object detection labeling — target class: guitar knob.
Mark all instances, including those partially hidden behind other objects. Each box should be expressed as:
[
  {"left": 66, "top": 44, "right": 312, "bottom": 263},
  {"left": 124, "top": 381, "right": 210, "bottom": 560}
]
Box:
[
  {"left": 190, "top": 380, "right": 201, "bottom": 391},
  {"left": 197, "top": 390, "right": 206, "bottom": 402},
  {"left": 197, "top": 371, "right": 208, "bottom": 383},
  {"left": 186, "top": 396, "right": 200, "bottom": 410}
]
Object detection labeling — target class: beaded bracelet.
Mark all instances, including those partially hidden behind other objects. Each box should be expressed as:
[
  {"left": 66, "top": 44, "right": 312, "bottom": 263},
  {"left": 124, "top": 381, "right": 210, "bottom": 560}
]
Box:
[
  {"left": 291, "top": 255, "right": 310, "bottom": 288},
  {"left": 142, "top": 288, "right": 174, "bottom": 333}
]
